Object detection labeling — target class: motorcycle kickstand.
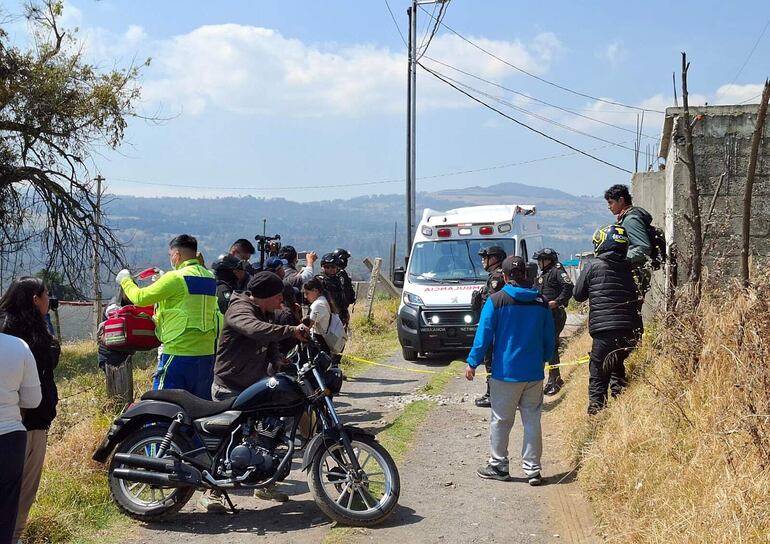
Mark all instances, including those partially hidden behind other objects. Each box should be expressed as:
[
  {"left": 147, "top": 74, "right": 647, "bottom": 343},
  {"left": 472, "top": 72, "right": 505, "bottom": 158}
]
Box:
[{"left": 220, "top": 489, "right": 237, "bottom": 514}]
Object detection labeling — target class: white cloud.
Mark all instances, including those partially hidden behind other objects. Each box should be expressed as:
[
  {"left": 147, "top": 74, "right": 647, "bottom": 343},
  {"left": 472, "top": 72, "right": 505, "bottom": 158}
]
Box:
[
  {"left": 603, "top": 41, "right": 626, "bottom": 68},
  {"left": 140, "top": 25, "right": 563, "bottom": 117},
  {"left": 714, "top": 83, "right": 764, "bottom": 104}
]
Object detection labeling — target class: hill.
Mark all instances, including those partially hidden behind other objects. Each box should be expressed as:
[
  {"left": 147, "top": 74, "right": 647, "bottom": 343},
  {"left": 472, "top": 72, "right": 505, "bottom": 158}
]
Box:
[{"left": 106, "top": 182, "right": 610, "bottom": 279}]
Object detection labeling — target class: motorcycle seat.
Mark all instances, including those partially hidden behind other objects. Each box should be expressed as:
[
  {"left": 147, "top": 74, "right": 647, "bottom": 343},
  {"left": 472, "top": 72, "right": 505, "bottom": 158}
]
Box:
[{"left": 141, "top": 389, "right": 236, "bottom": 419}]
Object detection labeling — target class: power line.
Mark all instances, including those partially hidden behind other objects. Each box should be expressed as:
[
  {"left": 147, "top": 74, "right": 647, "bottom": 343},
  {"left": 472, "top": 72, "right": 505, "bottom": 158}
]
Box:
[
  {"left": 416, "top": 4, "right": 664, "bottom": 114},
  {"left": 732, "top": 15, "right": 770, "bottom": 83},
  {"left": 430, "top": 68, "right": 639, "bottom": 152},
  {"left": 110, "top": 143, "right": 629, "bottom": 193},
  {"left": 420, "top": 62, "right": 632, "bottom": 174},
  {"left": 384, "top": 0, "right": 407, "bottom": 47},
  {"left": 422, "top": 55, "right": 658, "bottom": 138},
  {"left": 416, "top": 0, "right": 450, "bottom": 61}
]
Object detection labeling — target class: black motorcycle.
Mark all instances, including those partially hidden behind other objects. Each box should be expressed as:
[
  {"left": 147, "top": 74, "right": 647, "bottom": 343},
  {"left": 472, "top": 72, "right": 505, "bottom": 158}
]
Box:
[{"left": 92, "top": 339, "right": 400, "bottom": 527}]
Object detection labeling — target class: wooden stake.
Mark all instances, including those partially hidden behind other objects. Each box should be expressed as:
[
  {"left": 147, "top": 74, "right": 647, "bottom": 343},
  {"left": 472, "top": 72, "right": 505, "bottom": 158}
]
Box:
[{"left": 741, "top": 79, "right": 770, "bottom": 288}]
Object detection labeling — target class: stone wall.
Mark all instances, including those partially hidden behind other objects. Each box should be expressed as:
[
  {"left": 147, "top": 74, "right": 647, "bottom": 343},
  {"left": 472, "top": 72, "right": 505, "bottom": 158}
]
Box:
[{"left": 631, "top": 170, "right": 666, "bottom": 315}]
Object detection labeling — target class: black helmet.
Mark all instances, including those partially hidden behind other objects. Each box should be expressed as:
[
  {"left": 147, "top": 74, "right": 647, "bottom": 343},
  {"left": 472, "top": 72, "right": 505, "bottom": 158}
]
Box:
[
  {"left": 321, "top": 253, "right": 340, "bottom": 267},
  {"left": 212, "top": 254, "right": 246, "bottom": 271},
  {"left": 478, "top": 245, "right": 507, "bottom": 260},
  {"left": 592, "top": 224, "right": 629, "bottom": 256},
  {"left": 533, "top": 248, "right": 558, "bottom": 261},
  {"left": 331, "top": 248, "right": 351, "bottom": 269}
]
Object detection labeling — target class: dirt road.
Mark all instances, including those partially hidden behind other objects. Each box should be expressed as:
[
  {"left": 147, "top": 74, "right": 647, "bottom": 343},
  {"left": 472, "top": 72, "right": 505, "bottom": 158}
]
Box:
[{"left": 122, "top": 315, "right": 594, "bottom": 544}]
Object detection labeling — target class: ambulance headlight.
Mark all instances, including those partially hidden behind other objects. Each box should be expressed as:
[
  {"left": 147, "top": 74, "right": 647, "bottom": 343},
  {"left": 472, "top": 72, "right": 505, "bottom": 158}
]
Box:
[
  {"left": 403, "top": 292, "right": 425, "bottom": 307},
  {"left": 431, "top": 315, "right": 440, "bottom": 325},
  {"left": 464, "top": 314, "right": 473, "bottom": 324}
]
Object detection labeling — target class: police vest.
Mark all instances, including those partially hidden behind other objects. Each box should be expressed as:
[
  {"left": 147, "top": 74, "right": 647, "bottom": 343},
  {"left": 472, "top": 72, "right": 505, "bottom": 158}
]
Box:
[{"left": 155, "top": 260, "right": 220, "bottom": 355}]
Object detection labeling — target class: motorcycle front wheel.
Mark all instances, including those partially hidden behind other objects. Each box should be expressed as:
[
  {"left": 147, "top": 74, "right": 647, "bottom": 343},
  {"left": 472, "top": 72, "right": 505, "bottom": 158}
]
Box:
[
  {"left": 107, "top": 425, "right": 196, "bottom": 520},
  {"left": 308, "top": 434, "right": 400, "bottom": 527}
]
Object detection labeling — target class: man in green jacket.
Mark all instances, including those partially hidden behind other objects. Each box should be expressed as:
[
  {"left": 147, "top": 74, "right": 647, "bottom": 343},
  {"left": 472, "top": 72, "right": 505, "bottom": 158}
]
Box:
[
  {"left": 604, "top": 184, "right": 653, "bottom": 298},
  {"left": 116, "top": 234, "right": 221, "bottom": 399}
]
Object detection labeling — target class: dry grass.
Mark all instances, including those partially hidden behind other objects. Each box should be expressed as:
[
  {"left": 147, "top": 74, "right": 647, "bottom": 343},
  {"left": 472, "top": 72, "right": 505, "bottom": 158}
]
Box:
[{"left": 553, "top": 284, "right": 770, "bottom": 543}]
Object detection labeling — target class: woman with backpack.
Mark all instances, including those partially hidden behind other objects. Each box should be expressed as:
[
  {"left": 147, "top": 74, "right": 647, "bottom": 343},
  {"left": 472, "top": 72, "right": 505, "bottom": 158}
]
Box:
[
  {"left": 0, "top": 277, "right": 60, "bottom": 541},
  {"left": 302, "top": 277, "right": 347, "bottom": 356}
]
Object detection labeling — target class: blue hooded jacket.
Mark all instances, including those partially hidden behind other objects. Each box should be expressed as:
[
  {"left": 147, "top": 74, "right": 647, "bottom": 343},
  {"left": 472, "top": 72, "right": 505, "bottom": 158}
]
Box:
[{"left": 467, "top": 284, "right": 556, "bottom": 382}]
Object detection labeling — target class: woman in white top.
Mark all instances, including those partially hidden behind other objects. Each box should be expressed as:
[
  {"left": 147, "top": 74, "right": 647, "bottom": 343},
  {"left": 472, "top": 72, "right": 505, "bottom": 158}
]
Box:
[
  {"left": 0, "top": 332, "right": 41, "bottom": 542},
  {"left": 302, "top": 277, "right": 337, "bottom": 352}
]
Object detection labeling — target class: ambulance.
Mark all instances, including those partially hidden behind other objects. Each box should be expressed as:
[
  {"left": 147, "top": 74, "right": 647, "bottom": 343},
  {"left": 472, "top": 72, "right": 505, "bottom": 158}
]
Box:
[{"left": 396, "top": 204, "right": 543, "bottom": 361}]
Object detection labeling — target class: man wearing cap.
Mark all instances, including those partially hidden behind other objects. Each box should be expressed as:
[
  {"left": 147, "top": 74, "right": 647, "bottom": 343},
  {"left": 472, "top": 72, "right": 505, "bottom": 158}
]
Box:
[
  {"left": 279, "top": 245, "right": 317, "bottom": 290},
  {"left": 470, "top": 245, "right": 507, "bottom": 407},
  {"left": 265, "top": 256, "right": 288, "bottom": 279},
  {"left": 533, "top": 248, "right": 574, "bottom": 396},
  {"left": 116, "top": 234, "right": 221, "bottom": 399},
  {"left": 212, "top": 271, "right": 309, "bottom": 402},
  {"left": 466, "top": 256, "right": 555, "bottom": 486}
]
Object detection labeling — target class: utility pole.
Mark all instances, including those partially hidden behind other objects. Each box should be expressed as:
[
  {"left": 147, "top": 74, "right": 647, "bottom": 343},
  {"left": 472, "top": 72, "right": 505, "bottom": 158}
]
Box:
[
  {"left": 92, "top": 175, "right": 104, "bottom": 340},
  {"left": 404, "top": 0, "right": 446, "bottom": 259}
]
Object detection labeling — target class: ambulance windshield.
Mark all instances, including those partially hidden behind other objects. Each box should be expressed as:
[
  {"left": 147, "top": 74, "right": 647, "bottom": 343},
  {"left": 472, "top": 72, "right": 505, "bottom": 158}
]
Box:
[{"left": 408, "top": 239, "right": 517, "bottom": 283}]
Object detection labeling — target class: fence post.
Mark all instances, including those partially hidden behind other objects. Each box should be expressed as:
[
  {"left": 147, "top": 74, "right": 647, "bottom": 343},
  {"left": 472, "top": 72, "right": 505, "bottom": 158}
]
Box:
[
  {"left": 363, "top": 258, "right": 382, "bottom": 320},
  {"left": 106, "top": 355, "right": 134, "bottom": 405}
]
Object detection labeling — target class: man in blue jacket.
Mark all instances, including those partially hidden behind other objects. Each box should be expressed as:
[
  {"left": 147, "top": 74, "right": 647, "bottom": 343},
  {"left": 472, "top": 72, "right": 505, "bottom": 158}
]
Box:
[{"left": 466, "top": 256, "right": 555, "bottom": 486}]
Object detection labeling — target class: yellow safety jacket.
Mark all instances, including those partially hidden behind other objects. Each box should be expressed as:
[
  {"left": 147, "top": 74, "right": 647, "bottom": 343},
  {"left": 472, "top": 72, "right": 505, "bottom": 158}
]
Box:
[{"left": 120, "top": 258, "right": 221, "bottom": 356}]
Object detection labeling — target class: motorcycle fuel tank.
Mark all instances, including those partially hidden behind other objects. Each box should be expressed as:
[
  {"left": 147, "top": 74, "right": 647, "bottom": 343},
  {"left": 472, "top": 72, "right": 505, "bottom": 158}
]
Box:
[{"left": 232, "top": 374, "right": 305, "bottom": 413}]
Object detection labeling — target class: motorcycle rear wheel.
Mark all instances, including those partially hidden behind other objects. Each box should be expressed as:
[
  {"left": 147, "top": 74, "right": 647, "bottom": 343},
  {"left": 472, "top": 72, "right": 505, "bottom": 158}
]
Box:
[
  {"left": 108, "top": 425, "right": 196, "bottom": 520},
  {"left": 308, "top": 434, "right": 400, "bottom": 527}
]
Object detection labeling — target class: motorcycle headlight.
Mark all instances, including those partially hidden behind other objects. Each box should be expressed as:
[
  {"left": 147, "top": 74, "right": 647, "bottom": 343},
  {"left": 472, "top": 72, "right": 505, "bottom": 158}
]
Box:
[
  {"left": 313, "top": 351, "right": 332, "bottom": 372},
  {"left": 324, "top": 368, "right": 344, "bottom": 396},
  {"left": 403, "top": 291, "right": 425, "bottom": 307}
]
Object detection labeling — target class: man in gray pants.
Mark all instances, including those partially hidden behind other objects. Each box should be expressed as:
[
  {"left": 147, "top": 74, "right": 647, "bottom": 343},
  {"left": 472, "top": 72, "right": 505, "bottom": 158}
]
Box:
[{"left": 465, "top": 256, "right": 555, "bottom": 485}]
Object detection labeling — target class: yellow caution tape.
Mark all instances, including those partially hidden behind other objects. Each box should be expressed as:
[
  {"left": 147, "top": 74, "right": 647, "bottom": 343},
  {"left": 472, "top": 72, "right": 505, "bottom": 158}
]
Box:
[{"left": 342, "top": 354, "right": 590, "bottom": 375}]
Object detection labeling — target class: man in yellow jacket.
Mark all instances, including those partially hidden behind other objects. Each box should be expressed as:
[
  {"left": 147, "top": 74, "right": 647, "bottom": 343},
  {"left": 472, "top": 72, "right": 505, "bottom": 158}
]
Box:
[{"left": 116, "top": 234, "right": 221, "bottom": 399}]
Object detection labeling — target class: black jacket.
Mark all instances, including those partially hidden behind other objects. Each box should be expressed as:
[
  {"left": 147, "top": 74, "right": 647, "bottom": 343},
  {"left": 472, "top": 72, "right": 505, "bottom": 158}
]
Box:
[
  {"left": 1, "top": 315, "right": 59, "bottom": 430},
  {"left": 337, "top": 269, "right": 356, "bottom": 306},
  {"left": 536, "top": 262, "right": 573, "bottom": 308},
  {"left": 216, "top": 279, "right": 239, "bottom": 314},
  {"left": 471, "top": 266, "right": 504, "bottom": 312},
  {"left": 573, "top": 252, "right": 642, "bottom": 335}
]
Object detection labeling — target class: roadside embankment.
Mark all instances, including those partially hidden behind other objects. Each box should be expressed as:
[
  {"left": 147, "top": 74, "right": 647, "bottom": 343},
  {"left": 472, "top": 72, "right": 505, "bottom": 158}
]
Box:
[{"left": 553, "top": 285, "right": 770, "bottom": 543}]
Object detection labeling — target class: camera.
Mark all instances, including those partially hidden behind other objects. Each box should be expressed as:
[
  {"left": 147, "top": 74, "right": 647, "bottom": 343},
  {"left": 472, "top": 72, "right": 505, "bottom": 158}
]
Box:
[
  {"left": 254, "top": 234, "right": 282, "bottom": 268},
  {"left": 48, "top": 296, "right": 60, "bottom": 311}
]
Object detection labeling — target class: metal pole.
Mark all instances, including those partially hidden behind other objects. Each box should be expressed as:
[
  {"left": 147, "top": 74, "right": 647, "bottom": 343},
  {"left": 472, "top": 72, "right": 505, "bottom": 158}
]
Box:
[
  {"left": 409, "top": 0, "right": 418, "bottom": 251},
  {"left": 405, "top": 5, "right": 414, "bottom": 258},
  {"left": 92, "top": 175, "right": 104, "bottom": 340}
]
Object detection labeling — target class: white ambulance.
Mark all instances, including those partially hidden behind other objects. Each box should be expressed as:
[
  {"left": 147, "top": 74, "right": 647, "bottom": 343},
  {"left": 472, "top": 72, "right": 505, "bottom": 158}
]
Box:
[{"left": 396, "top": 204, "right": 543, "bottom": 361}]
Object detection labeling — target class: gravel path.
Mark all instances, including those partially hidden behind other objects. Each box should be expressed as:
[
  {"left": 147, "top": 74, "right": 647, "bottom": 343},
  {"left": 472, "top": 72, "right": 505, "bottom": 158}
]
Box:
[{"left": 120, "top": 314, "right": 595, "bottom": 544}]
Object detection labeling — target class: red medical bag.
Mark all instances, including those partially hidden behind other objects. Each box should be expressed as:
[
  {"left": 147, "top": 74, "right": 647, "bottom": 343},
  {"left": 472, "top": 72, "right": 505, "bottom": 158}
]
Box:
[{"left": 99, "top": 305, "right": 160, "bottom": 351}]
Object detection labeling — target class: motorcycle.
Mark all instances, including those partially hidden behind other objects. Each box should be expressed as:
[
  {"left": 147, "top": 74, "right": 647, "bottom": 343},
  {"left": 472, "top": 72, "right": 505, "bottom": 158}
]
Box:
[{"left": 92, "top": 338, "right": 400, "bottom": 527}]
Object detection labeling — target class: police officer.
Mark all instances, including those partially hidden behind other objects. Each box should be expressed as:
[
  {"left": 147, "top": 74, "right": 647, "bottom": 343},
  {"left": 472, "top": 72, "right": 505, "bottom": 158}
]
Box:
[
  {"left": 471, "top": 245, "right": 507, "bottom": 407},
  {"left": 533, "top": 248, "right": 574, "bottom": 395},
  {"left": 332, "top": 248, "right": 356, "bottom": 312},
  {"left": 212, "top": 254, "right": 249, "bottom": 313},
  {"left": 320, "top": 253, "right": 350, "bottom": 326}
]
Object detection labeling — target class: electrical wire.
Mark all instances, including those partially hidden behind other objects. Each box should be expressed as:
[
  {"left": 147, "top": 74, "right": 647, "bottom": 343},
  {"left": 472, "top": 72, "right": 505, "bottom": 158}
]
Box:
[
  {"left": 416, "top": 0, "right": 450, "bottom": 61},
  {"left": 422, "top": 55, "right": 658, "bottom": 138},
  {"left": 420, "top": 62, "right": 632, "bottom": 173},
  {"left": 732, "top": 15, "right": 770, "bottom": 83},
  {"left": 109, "top": 142, "right": 631, "bottom": 193},
  {"left": 431, "top": 68, "right": 639, "bottom": 152},
  {"left": 384, "top": 0, "right": 407, "bottom": 47},
  {"left": 416, "top": 3, "right": 664, "bottom": 114}
]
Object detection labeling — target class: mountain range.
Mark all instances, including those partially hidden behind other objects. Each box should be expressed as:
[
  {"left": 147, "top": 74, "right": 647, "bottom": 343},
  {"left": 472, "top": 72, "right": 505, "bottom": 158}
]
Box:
[{"left": 106, "top": 182, "right": 611, "bottom": 280}]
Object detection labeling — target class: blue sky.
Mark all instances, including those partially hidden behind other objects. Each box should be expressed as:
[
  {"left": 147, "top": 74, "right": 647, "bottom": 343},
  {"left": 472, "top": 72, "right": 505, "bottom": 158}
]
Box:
[{"left": 8, "top": 0, "right": 769, "bottom": 201}]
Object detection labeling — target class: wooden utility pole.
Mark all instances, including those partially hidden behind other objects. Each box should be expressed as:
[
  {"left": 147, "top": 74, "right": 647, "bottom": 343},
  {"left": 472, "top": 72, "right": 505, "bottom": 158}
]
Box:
[
  {"left": 741, "top": 79, "right": 770, "bottom": 288},
  {"left": 92, "top": 175, "right": 104, "bottom": 340},
  {"left": 680, "top": 53, "right": 704, "bottom": 304},
  {"left": 363, "top": 258, "right": 383, "bottom": 320}
]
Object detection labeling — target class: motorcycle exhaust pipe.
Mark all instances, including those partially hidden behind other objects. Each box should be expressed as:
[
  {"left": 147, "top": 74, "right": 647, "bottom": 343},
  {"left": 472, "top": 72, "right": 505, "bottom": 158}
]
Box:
[
  {"left": 112, "top": 465, "right": 203, "bottom": 487},
  {"left": 113, "top": 453, "right": 177, "bottom": 473}
]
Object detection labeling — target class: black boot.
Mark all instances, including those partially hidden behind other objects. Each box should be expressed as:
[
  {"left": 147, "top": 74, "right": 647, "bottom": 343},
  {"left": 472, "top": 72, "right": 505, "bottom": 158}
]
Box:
[
  {"left": 543, "top": 368, "right": 564, "bottom": 396},
  {"left": 475, "top": 379, "right": 491, "bottom": 407}
]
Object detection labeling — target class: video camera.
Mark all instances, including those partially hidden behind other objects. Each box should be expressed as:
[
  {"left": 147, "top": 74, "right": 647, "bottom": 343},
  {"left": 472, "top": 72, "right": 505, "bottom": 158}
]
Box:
[{"left": 254, "top": 233, "right": 281, "bottom": 269}]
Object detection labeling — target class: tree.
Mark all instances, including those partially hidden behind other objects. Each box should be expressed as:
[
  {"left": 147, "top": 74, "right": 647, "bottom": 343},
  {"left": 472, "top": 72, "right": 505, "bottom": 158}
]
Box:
[
  {"left": 0, "top": 1, "right": 147, "bottom": 288},
  {"left": 35, "top": 267, "right": 82, "bottom": 300}
]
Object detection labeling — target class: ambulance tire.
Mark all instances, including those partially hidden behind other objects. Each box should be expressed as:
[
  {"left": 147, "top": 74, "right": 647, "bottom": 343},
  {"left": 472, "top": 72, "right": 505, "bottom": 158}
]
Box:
[{"left": 402, "top": 347, "right": 418, "bottom": 361}]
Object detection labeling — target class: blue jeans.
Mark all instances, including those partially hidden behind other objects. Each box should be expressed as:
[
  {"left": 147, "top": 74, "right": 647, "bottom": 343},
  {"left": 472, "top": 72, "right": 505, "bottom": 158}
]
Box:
[{"left": 153, "top": 353, "right": 215, "bottom": 400}]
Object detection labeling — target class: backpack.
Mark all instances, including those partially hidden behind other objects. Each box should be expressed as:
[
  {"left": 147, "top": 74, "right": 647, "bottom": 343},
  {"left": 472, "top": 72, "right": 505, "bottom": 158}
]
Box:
[
  {"left": 626, "top": 207, "right": 667, "bottom": 270},
  {"left": 98, "top": 305, "right": 160, "bottom": 352},
  {"left": 324, "top": 312, "right": 348, "bottom": 354}
]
